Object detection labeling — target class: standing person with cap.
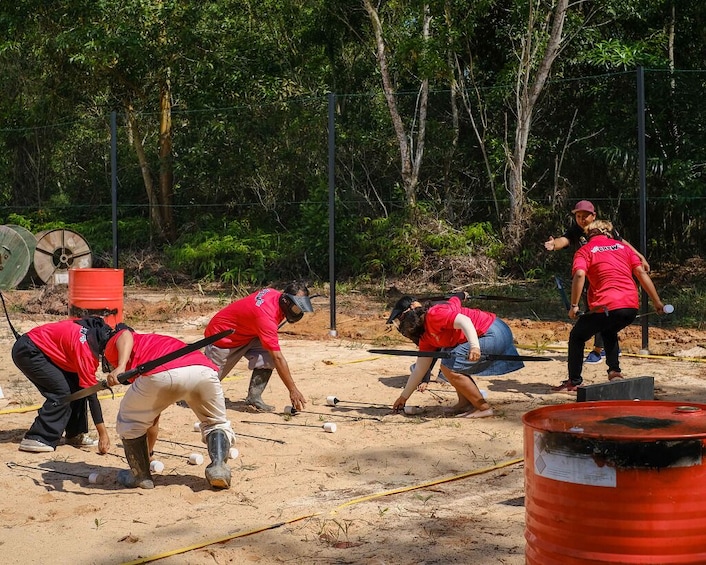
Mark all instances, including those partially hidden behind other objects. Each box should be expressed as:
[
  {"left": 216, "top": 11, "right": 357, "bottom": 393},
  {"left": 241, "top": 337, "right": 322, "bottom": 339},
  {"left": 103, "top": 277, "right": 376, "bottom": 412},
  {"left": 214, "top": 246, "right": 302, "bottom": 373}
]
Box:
[
  {"left": 104, "top": 325, "right": 236, "bottom": 490},
  {"left": 11, "top": 317, "right": 114, "bottom": 453},
  {"left": 544, "top": 199, "right": 650, "bottom": 364},
  {"left": 203, "top": 281, "right": 313, "bottom": 412},
  {"left": 389, "top": 293, "right": 524, "bottom": 418},
  {"left": 552, "top": 220, "right": 667, "bottom": 392}
]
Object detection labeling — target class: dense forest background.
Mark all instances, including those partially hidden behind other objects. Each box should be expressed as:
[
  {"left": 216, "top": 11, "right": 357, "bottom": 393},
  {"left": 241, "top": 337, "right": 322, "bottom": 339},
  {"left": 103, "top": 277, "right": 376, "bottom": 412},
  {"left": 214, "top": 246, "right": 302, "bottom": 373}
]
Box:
[{"left": 0, "top": 0, "right": 704, "bottom": 288}]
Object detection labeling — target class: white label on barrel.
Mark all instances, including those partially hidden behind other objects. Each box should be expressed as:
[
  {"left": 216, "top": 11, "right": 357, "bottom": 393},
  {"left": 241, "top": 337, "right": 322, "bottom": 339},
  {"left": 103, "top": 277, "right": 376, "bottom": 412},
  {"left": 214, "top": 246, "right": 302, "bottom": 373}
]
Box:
[{"left": 533, "top": 431, "right": 616, "bottom": 487}]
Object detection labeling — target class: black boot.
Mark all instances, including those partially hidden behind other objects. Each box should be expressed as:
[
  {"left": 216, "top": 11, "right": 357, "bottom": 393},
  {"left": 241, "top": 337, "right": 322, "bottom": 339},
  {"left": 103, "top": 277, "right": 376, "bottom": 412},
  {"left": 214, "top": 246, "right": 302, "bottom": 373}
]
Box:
[
  {"left": 245, "top": 368, "right": 274, "bottom": 412},
  {"left": 205, "top": 429, "right": 231, "bottom": 489},
  {"left": 117, "top": 435, "right": 154, "bottom": 489}
]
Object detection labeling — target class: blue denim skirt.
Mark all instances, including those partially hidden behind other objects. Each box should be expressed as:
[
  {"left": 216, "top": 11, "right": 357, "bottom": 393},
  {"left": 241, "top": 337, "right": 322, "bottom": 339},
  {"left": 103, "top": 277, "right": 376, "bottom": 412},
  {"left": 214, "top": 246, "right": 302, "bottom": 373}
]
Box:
[{"left": 440, "top": 318, "right": 524, "bottom": 376}]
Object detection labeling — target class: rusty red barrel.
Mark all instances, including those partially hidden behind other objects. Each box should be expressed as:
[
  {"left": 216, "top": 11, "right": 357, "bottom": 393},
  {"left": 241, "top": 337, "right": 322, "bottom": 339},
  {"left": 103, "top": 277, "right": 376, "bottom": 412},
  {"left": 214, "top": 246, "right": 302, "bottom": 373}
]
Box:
[
  {"left": 524, "top": 401, "right": 706, "bottom": 564},
  {"left": 68, "top": 268, "right": 124, "bottom": 327}
]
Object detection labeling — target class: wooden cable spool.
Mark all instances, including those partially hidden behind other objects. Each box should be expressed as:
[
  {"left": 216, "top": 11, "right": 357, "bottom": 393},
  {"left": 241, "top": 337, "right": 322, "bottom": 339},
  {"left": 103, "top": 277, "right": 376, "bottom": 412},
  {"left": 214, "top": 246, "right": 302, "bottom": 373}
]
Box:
[{"left": 33, "top": 228, "right": 92, "bottom": 285}]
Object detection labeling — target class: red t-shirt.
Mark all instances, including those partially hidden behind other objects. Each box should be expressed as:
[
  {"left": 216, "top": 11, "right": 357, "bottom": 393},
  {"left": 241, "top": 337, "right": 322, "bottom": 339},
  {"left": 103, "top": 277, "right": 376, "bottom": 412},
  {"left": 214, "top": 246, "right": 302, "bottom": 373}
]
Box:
[
  {"left": 572, "top": 234, "right": 641, "bottom": 310},
  {"left": 105, "top": 330, "right": 218, "bottom": 379},
  {"left": 204, "top": 288, "right": 284, "bottom": 351},
  {"left": 418, "top": 297, "right": 496, "bottom": 352},
  {"left": 27, "top": 319, "right": 99, "bottom": 388}
]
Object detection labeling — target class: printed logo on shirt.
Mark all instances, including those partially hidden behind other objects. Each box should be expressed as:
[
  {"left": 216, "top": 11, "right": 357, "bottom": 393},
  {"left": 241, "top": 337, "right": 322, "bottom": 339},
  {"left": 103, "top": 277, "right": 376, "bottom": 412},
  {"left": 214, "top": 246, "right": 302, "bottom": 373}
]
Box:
[
  {"left": 79, "top": 327, "right": 88, "bottom": 344},
  {"left": 255, "top": 288, "right": 271, "bottom": 307},
  {"left": 590, "top": 243, "right": 624, "bottom": 254}
]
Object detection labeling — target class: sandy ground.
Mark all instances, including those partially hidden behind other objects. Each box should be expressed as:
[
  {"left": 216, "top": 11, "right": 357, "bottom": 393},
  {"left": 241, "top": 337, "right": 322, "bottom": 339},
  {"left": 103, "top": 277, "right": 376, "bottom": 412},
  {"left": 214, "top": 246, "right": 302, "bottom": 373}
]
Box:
[{"left": 0, "top": 287, "right": 705, "bottom": 565}]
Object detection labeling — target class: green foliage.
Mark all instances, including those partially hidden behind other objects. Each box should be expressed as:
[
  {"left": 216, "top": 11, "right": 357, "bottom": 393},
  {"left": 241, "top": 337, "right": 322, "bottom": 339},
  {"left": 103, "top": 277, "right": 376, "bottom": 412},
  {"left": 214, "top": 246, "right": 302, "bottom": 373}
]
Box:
[
  {"left": 70, "top": 218, "right": 153, "bottom": 258},
  {"left": 0, "top": 0, "right": 705, "bottom": 285},
  {"left": 358, "top": 215, "right": 424, "bottom": 277},
  {"left": 165, "top": 222, "right": 280, "bottom": 284},
  {"left": 461, "top": 223, "right": 503, "bottom": 259},
  {"left": 583, "top": 38, "right": 666, "bottom": 70},
  {"left": 342, "top": 212, "right": 504, "bottom": 280},
  {"left": 4, "top": 213, "right": 32, "bottom": 230}
]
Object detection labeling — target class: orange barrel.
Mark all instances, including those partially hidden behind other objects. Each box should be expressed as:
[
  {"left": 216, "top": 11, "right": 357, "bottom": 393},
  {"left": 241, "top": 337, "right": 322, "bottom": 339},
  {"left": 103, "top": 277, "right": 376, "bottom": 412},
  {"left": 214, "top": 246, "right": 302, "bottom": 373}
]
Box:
[
  {"left": 68, "top": 268, "right": 124, "bottom": 327},
  {"left": 524, "top": 401, "right": 706, "bottom": 564}
]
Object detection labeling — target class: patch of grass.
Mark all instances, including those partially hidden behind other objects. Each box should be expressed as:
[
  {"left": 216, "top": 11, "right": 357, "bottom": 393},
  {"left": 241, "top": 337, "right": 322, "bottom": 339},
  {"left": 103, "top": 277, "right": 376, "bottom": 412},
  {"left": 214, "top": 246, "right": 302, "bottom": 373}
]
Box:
[
  {"left": 315, "top": 518, "right": 355, "bottom": 546},
  {"left": 94, "top": 518, "right": 106, "bottom": 530}
]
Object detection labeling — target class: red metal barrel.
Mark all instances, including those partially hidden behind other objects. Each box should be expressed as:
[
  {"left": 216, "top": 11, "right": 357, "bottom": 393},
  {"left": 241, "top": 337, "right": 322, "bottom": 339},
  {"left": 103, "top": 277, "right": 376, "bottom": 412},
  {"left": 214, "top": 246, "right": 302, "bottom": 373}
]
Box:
[
  {"left": 68, "top": 268, "right": 124, "bottom": 327},
  {"left": 523, "top": 401, "right": 706, "bottom": 564}
]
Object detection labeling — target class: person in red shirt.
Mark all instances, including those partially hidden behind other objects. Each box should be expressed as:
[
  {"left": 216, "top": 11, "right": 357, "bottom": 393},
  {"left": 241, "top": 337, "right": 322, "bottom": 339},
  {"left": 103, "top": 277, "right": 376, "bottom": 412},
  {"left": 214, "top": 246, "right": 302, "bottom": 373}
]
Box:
[
  {"left": 203, "top": 282, "right": 313, "bottom": 412},
  {"left": 544, "top": 199, "right": 650, "bottom": 364},
  {"left": 390, "top": 293, "right": 524, "bottom": 418},
  {"left": 12, "top": 317, "right": 113, "bottom": 453},
  {"left": 104, "top": 326, "right": 236, "bottom": 490},
  {"left": 552, "top": 220, "right": 667, "bottom": 392}
]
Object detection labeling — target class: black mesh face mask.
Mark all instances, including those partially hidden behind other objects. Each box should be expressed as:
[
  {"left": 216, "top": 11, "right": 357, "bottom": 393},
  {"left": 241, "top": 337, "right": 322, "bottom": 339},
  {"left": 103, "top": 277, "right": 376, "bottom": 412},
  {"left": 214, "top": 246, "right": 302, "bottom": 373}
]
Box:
[{"left": 279, "top": 293, "right": 313, "bottom": 324}]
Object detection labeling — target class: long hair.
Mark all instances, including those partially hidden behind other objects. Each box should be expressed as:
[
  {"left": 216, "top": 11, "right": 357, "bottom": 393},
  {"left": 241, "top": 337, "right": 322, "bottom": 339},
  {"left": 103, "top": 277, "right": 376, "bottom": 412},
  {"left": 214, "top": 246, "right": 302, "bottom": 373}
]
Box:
[{"left": 397, "top": 307, "right": 426, "bottom": 345}]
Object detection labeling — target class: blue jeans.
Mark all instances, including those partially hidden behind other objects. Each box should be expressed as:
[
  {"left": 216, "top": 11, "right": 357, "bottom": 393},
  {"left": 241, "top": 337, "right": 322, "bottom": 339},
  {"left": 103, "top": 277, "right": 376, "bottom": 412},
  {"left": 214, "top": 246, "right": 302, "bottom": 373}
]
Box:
[{"left": 440, "top": 318, "right": 524, "bottom": 376}]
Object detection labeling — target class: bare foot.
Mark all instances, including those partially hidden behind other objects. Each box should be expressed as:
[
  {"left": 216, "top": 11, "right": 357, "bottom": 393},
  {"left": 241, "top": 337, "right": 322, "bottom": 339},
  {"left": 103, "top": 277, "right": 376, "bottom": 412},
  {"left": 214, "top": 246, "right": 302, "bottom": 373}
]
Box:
[
  {"left": 456, "top": 408, "right": 494, "bottom": 419},
  {"left": 608, "top": 371, "right": 623, "bottom": 381},
  {"left": 443, "top": 400, "right": 473, "bottom": 416}
]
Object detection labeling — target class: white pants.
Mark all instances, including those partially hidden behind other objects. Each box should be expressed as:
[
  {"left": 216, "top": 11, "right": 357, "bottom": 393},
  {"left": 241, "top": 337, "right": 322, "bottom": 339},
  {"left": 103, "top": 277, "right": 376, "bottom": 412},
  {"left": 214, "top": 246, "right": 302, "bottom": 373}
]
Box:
[{"left": 116, "top": 365, "right": 235, "bottom": 445}]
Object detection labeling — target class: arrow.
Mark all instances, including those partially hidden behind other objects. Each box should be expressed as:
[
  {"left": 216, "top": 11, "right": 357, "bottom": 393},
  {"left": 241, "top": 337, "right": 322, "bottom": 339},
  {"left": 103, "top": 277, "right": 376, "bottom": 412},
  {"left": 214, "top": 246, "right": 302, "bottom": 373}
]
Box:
[
  {"left": 368, "top": 348, "right": 552, "bottom": 362},
  {"left": 56, "top": 329, "right": 234, "bottom": 405}
]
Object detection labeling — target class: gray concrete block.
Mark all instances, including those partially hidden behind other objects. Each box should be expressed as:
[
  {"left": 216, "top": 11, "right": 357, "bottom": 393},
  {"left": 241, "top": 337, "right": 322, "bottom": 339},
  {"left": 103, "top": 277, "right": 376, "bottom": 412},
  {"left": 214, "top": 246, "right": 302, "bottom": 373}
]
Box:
[{"left": 576, "top": 376, "right": 654, "bottom": 402}]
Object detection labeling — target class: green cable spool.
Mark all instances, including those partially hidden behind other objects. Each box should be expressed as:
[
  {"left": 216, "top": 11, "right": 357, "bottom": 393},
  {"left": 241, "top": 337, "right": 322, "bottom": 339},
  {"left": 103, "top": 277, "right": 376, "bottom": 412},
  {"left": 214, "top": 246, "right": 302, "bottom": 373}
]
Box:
[
  {"left": 0, "top": 225, "right": 32, "bottom": 290},
  {"left": 6, "top": 224, "right": 38, "bottom": 286}
]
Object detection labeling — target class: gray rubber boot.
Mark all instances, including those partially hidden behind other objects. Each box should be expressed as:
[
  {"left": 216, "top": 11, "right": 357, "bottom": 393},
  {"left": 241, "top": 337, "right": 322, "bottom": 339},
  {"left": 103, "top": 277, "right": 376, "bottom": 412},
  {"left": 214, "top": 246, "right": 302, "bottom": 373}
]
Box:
[
  {"left": 205, "top": 429, "right": 231, "bottom": 489},
  {"left": 117, "top": 435, "right": 154, "bottom": 489},
  {"left": 245, "top": 368, "right": 274, "bottom": 412}
]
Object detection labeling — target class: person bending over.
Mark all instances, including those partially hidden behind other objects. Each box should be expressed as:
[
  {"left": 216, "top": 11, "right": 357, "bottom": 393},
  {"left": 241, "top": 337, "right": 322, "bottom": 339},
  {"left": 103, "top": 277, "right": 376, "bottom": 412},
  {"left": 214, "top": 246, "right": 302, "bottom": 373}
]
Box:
[
  {"left": 389, "top": 294, "right": 523, "bottom": 418},
  {"left": 105, "top": 326, "right": 236, "bottom": 490},
  {"left": 203, "top": 282, "right": 313, "bottom": 412}
]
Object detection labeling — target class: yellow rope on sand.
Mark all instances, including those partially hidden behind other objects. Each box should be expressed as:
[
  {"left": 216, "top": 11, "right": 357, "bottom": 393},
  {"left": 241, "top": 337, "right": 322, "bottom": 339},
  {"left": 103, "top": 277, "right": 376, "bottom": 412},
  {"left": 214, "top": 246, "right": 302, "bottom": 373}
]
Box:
[
  {"left": 119, "top": 513, "right": 320, "bottom": 565},
  {"left": 516, "top": 344, "right": 706, "bottom": 363},
  {"left": 330, "top": 456, "right": 524, "bottom": 512},
  {"left": 326, "top": 356, "right": 381, "bottom": 365},
  {"left": 118, "top": 457, "right": 525, "bottom": 564}
]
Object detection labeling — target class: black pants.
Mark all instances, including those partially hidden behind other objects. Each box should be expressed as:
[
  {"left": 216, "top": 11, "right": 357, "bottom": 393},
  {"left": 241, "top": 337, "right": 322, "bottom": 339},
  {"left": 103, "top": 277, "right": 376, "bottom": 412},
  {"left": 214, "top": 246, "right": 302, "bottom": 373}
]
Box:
[
  {"left": 567, "top": 308, "right": 637, "bottom": 385},
  {"left": 12, "top": 335, "right": 88, "bottom": 447},
  {"left": 582, "top": 291, "right": 605, "bottom": 350}
]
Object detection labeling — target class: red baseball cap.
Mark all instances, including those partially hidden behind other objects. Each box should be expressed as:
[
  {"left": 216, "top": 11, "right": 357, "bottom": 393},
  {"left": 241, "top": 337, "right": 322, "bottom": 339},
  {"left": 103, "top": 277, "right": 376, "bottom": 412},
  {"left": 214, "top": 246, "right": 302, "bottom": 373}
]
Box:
[{"left": 571, "top": 200, "right": 595, "bottom": 214}]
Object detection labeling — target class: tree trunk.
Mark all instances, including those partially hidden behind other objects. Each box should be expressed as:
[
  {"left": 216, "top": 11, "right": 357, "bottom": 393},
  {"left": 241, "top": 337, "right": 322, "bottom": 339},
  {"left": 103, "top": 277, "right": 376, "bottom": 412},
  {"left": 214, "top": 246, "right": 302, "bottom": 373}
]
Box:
[
  {"left": 505, "top": 0, "right": 568, "bottom": 250},
  {"left": 158, "top": 75, "right": 176, "bottom": 241},
  {"left": 363, "top": 0, "right": 430, "bottom": 209},
  {"left": 125, "top": 103, "right": 163, "bottom": 242}
]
